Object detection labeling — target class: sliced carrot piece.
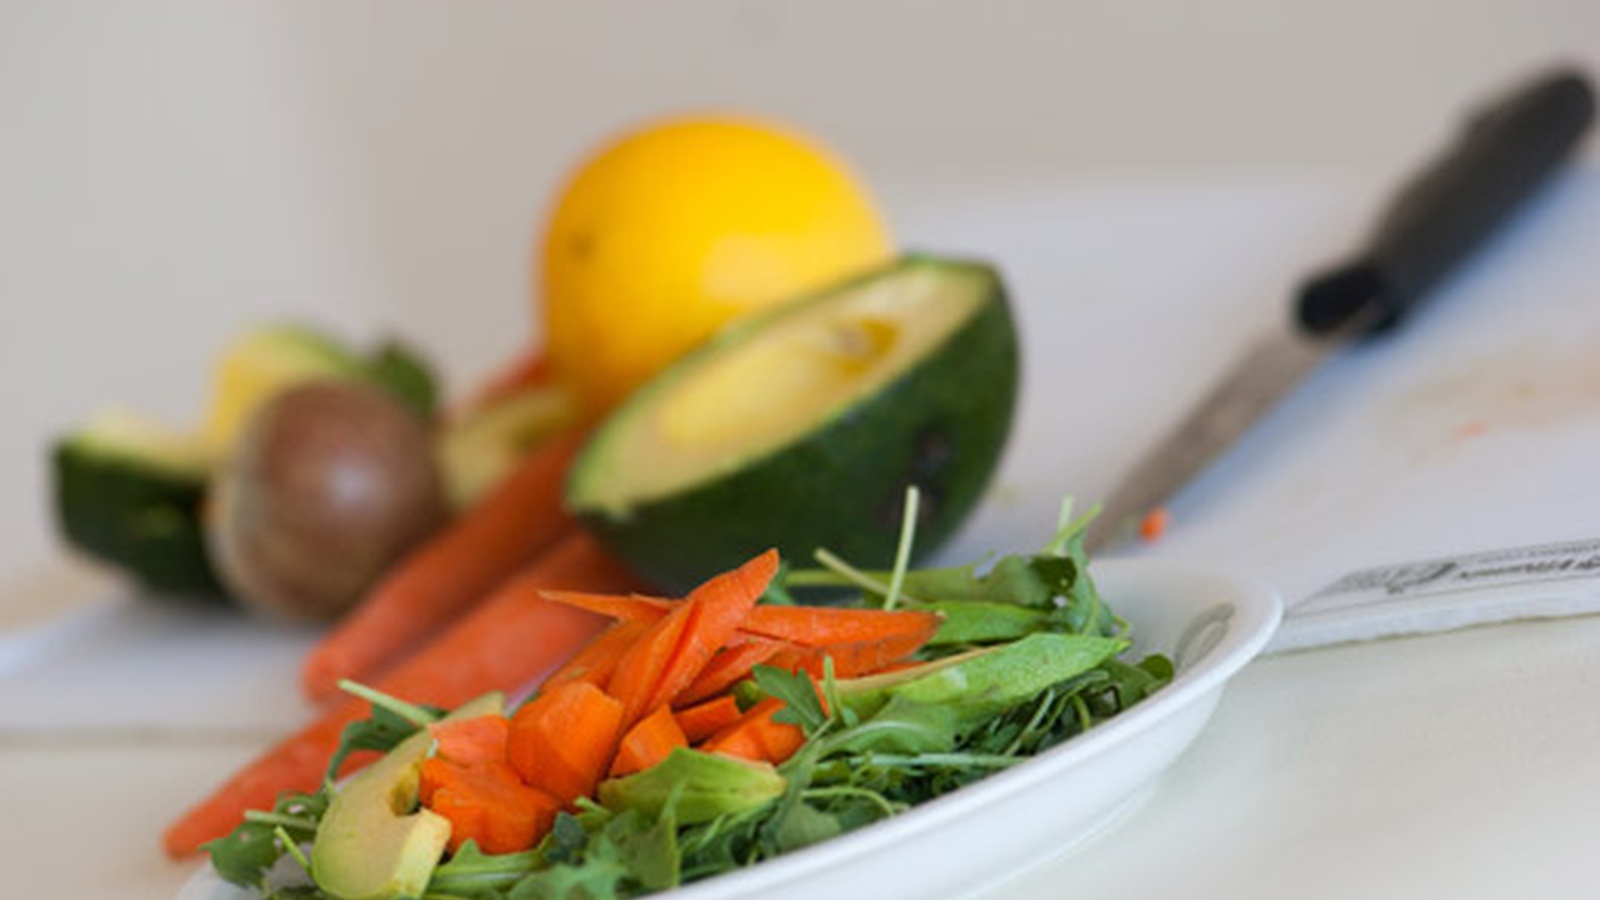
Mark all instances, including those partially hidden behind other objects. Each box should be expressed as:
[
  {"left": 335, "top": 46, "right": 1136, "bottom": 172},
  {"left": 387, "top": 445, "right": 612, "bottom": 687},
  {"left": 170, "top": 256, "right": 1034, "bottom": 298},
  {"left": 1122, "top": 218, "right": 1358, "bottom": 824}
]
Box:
[
  {"left": 427, "top": 715, "right": 510, "bottom": 766},
  {"left": 610, "top": 704, "right": 690, "bottom": 777},
  {"left": 160, "top": 533, "right": 637, "bottom": 859},
  {"left": 673, "top": 695, "right": 743, "bottom": 744},
  {"left": 542, "top": 590, "right": 672, "bottom": 623},
  {"left": 646, "top": 549, "right": 779, "bottom": 713},
  {"left": 541, "top": 618, "right": 652, "bottom": 691},
  {"left": 507, "top": 680, "right": 624, "bottom": 805},
  {"left": 700, "top": 697, "right": 805, "bottom": 765},
  {"left": 674, "top": 638, "right": 785, "bottom": 708},
  {"left": 425, "top": 759, "right": 561, "bottom": 854},
  {"left": 769, "top": 628, "right": 936, "bottom": 678},
  {"left": 607, "top": 600, "right": 696, "bottom": 729},
  {"left": 741, "top": 605, "right": 943, "bottom": 648}
]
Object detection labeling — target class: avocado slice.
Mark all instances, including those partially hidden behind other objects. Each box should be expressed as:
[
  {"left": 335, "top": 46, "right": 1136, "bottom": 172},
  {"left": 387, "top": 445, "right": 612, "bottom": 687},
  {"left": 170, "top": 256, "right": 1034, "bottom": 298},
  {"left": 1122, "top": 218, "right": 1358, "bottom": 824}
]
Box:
[
  {"left": 311, "top": 692, "right": 504, "bottom": 900},
  {"left": 568, "top": 255, "right": 1020, "bottom": 592}
]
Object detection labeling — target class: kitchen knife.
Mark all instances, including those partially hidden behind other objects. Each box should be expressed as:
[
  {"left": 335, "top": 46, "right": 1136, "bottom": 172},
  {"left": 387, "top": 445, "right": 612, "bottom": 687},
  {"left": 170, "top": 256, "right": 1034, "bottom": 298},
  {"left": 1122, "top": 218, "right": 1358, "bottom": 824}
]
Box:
[{"left": 1086, "top": 66, "right": 1597, "bottom": 554}]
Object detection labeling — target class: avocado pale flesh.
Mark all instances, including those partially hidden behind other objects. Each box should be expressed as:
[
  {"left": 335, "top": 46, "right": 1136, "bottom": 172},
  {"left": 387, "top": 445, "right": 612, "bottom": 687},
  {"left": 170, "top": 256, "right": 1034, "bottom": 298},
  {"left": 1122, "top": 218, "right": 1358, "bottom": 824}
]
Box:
[{"left": 310, "top": 692, "right": 504, "bottom": 900}]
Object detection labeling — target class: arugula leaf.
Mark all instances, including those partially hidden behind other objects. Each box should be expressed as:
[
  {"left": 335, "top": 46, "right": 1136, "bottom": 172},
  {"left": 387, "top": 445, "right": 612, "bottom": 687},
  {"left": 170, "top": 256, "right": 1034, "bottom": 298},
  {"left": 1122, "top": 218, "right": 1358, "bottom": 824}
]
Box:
[
  {"left": 762, "top": 801, "right": 841, "bottom": 854},
  {"left": 202, "top": 790, "right": 327, "bottom": 891},
  {"left": 502, "top": 805, "right": 679, "bottom": 900},
  {"left": 750, "top": 666, "right": 829, "bottom": 736},
  {"left": 426, "top": 842, "right": 543, "bottom": 899},
  {"left": 324, "top": 683, "right": 444, "bottom": 781}
]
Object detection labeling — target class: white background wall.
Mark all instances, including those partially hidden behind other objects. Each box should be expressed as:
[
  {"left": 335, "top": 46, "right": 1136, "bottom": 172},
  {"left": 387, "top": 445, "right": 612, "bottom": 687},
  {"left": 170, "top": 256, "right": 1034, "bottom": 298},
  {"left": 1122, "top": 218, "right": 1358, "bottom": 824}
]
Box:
[{"left": 3, "top": 0, "right": 1598, "bottom": 586}]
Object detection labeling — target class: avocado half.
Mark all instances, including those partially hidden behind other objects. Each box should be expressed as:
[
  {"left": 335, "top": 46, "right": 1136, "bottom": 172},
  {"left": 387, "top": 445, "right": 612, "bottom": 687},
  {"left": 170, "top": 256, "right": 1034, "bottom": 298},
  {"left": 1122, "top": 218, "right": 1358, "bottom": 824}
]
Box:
[{"left": 566, "top": 255, "right": 1020, "bottom": 593}]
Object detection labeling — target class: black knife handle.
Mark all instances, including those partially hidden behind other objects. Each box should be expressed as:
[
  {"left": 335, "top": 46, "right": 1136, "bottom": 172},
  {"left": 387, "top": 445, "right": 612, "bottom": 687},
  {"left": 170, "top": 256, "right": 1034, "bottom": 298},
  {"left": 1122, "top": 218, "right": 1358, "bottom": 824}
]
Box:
[{"left": 1296, "top": 66, "right": 1596, "bottom": 338}]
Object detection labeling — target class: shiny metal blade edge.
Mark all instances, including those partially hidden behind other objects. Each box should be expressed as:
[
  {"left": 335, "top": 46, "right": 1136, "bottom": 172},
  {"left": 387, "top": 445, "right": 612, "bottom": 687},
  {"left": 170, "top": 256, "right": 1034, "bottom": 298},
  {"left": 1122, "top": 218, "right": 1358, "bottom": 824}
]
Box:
[{"left": 1085, "top": 329, "right": 1338, "bottom": 554}]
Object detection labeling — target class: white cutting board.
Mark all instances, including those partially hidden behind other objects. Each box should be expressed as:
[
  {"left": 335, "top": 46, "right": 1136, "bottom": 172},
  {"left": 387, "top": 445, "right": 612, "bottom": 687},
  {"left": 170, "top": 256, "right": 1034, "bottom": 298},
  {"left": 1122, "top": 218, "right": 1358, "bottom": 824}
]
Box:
[{"left": 922, "top": 166, "right": 1600, "bottom": 604}]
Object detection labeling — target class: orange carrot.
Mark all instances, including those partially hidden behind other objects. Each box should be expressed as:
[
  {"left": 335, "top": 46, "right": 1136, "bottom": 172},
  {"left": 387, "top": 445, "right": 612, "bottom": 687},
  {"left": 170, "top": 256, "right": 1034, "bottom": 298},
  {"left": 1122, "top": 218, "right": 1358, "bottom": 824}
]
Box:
[
  {"left": 299, "top": 430, "right": 590, "bottom": 703},
  {"left": 674, "top": 638, "right": 785, "bottom": 708},
  {"left": 741, "top": 605, "right": 943, "bottom": 648},
  {"left": 459, "top": 346, "right": 551, "bottom": 415},
  {"left": 701, "top": 697, "right": 805, "bottom": 765},
  {"left": 610, "top": 704, "right": 690, "bottom": 777},
  {"left": 645, "top": 549, "right": 778, "bottom": 713},
  {"left": 541, "top": 590, "right": 672, "bottom": 623},
  {"left": 1139, "top": 507, "right": 1171, "bottom": 543},
  {"left": 507, "top": 680, "right": 624, "bottom": 805},
  {"left": 425, "top": 759, "right": 561, "bottom": 854},
  {"left": 768, "top": 628, "right": 937, "bottom": 679},
  {"left": 162, "top": 533, "right": 635, "bottom": 858},
  {"left": 428, "top": 715, "right": 510, "bottom": 766},
  {"left": 606, "top": 601, "right": 696, "bottom": 729},
  {"left": 541, "top": 618, "right": 652, "bottom": 691},
  {"left": 673, "top": 695, "right": 744, "bottom": 744}
]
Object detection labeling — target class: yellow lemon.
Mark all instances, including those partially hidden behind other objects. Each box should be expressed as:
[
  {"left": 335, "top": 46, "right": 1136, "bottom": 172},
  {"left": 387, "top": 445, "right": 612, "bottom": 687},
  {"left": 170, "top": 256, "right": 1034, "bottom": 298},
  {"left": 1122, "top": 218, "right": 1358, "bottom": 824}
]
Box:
[{"left": 540, "top": 115, "right": 893, "bottom": 415}]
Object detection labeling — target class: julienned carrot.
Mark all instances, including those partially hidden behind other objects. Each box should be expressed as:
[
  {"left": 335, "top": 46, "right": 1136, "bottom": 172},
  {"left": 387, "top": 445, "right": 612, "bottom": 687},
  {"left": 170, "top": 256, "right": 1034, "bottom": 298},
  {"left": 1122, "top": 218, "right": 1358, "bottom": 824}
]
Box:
[
  {"left": 162, "top": 533, "right": 637, "bottom": 858},
  {"left": 769, "top": 629, "right": 938, "bottom": 679},
  {"left": 299, "top": 430, "right": 589, "bottom": 703},
  {"left": 606, "top": 601, "right": 695, "bottom": 728},
  {"left": 542, "top": 587, "right": 942, "bottom": 661},
  {"left": 644, "top": 549, "right": 778, "bottom": 715},
  {"left": 673, "top": 695, "right": 744, "bottom": 744},
  {"left": 701, "top": 697, "right": 805, "bottom": 765},
  {"left": 539, "top": 590, "right": 671, "bottom": 624},
  {"left": 541, "top": 618, "right": 652, "bottom": 691},
  {"left": 674, "top": 638, "right": 785, "bottom": 708},
  {"left": 741, "top": 605, "right": 943, "bottom": 648},
  {"left": 610, "top": 704, "right": 689, "bottom": 777},
  {"left": 508, "top": 680, "right": 624, "bottom": 805}
]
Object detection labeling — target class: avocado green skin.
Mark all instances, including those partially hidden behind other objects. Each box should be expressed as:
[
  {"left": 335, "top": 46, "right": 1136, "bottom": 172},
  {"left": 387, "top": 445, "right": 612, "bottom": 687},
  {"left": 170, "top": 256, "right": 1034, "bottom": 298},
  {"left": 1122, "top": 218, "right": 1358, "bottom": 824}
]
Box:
[
  {"left": 571, "top": 256, "right": 1020, "bottom": 594},
  {"left": 52, "top": 441, "right": 229, "bottom": 598}
]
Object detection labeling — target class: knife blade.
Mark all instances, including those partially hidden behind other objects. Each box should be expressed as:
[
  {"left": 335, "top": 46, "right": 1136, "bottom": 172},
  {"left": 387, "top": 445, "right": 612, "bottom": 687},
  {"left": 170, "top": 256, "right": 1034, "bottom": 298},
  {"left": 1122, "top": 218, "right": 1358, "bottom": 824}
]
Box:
[{"left": 1086, "top": 66, "right": 1597, "bottom": 554}]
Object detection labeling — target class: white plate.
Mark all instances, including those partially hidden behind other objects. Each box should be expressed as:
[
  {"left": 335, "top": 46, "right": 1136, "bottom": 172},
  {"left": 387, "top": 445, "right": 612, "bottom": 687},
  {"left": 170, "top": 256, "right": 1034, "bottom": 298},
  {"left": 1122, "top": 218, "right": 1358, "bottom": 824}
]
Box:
[{"left": 177, "top": 558, "right": 1281, "bottom": 900}]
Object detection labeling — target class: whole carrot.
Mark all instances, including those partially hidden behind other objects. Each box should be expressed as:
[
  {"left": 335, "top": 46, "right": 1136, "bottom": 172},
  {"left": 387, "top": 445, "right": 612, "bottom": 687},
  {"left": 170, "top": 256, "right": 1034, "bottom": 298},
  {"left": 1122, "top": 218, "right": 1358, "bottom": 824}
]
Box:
[
  {"left": 163, "top": 532, "right": 640, "bottom": 859},
  {"left": 457, "top": 345, "right": 550, "bottom": 415},
  {"left": 299, "top": 429, "right": 587, "bottom": 703}
]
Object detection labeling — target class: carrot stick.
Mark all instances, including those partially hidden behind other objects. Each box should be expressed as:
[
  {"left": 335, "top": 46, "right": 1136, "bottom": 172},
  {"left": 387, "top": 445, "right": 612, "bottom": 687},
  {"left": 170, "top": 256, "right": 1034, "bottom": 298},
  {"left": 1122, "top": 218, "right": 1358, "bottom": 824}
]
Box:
[
  {"left": 674, "top": 638, "right": 784, "bottom": 708},
  {"left": 299, "top": 429, "right": 588, "bottom": 703},
  {"left": 700, "top": 697, "right": 804, "bottom": 765},
  {"left": 541, "top": 618, "right": 652, "bottom": 691},
  {"left": 769, "top": 628, "right": 938, "bottom": 679},
  {"left": 741, "top": 605, "right": 943, "bottom": 647},
  {"left": 673, "top": 695, "right": 743, "bottom": 744},
  {"left": 646, "top": 549, "right": 778, "bottom": 713},
  {"left": 606, "top": 601, "right": 696, "bottom": 729},
  {"left": 162, "top": 533, "right": 636, "bottom": 858},
  {"left": 610, "top": 704, "right": 689, "bottom": 777},
  {"left": 541, "top": 590, "right": 671, "bottom": 624}
]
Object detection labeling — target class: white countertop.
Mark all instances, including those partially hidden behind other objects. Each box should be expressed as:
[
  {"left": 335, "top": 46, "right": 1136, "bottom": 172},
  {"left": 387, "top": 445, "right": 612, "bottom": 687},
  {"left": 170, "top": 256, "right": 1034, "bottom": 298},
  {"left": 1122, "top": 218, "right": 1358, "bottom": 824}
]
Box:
[{"left": 4, "top": 4, "right": 1600, "bottom": 898}]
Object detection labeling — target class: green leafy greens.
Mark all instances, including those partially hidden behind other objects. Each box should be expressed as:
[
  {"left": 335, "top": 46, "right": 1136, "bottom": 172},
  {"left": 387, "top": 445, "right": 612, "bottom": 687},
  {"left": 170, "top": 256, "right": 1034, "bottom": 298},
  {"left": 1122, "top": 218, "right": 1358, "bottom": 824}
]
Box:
[{"left": 207, "top": 499, "right": 1174, "bottom": 900}]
